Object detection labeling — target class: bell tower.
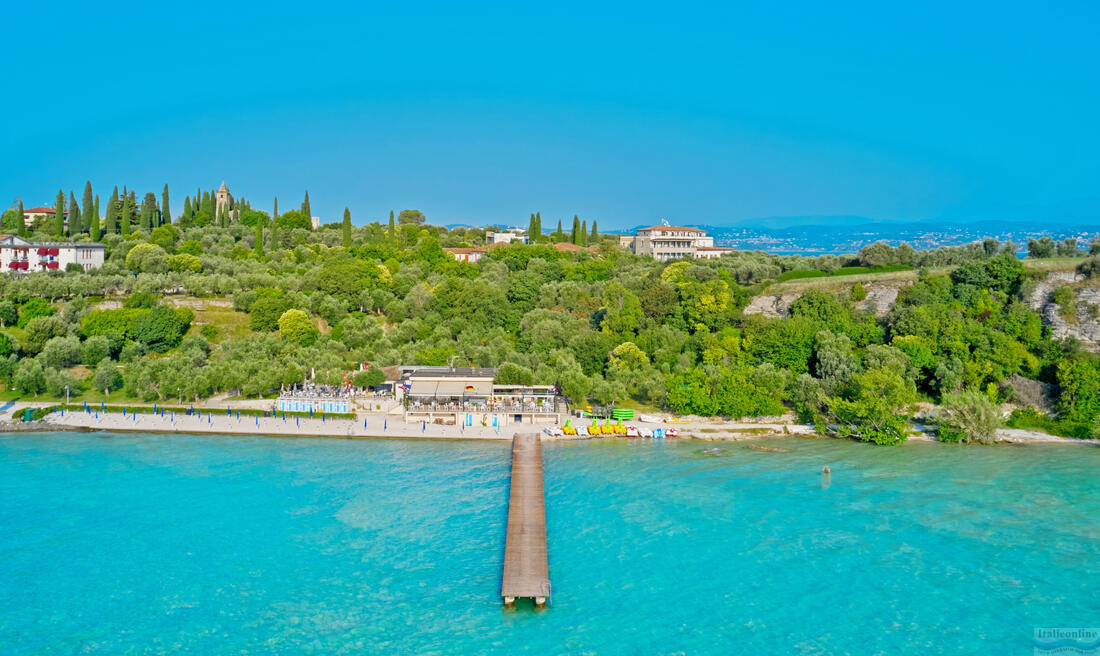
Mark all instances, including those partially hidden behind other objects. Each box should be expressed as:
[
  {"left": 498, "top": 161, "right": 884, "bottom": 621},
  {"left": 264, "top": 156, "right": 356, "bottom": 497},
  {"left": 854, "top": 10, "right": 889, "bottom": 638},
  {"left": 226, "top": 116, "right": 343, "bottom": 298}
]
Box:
[{"left": 215, "top": 181, "right": 233, "bottom": 219}]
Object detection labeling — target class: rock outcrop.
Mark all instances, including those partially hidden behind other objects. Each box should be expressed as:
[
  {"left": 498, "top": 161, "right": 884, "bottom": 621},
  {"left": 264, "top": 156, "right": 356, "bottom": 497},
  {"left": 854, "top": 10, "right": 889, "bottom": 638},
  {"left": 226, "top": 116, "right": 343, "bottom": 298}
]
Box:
[{"left": 1028, "top": 272, "right": 1100, "bottom": 352}]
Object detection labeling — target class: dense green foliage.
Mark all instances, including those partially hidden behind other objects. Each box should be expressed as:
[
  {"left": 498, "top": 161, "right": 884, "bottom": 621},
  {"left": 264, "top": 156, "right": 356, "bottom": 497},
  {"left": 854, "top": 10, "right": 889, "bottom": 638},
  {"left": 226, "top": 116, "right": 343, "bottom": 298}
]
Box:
[{"left": 3, "top": 193, "right": 1100, "bottom": 444}]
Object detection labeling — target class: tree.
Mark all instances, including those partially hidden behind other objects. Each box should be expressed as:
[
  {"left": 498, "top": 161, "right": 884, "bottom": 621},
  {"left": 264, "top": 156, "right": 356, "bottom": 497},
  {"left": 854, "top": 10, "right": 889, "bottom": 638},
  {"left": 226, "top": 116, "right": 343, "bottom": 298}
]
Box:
[
  {"left": 254, "top": 221, "right": 264, "bottom": 256},
  {"left": 82, "top": 181, "right": 94, "bottom": 235},
  {"left": 1027, "top": 236, "right": 1055, "bottom": 258},
  {"left": 528, "top": 213, "right": 537, "bottom": 240},
  {"left": 273, "top": 196, "right": 279, "bottom": 220},
  {"left": 54, "top": 189, "right": 66, "bottom": 236},
  {"left": 937, "top": 390, "right": 1001, "bottom": 444},
  {"left": 0, "top": 332, "right": 13, "bottom": 358},
  {"left": 150, "top": 224, "right": 180, "bottom": 251},
  {"left": 571, "top": 215, "right": 580, "bottom": 245},
  {"left": 13, "top": 358, "right": 47, "bottom": 397},
  {"left": 555, "top": 218, "right": 563, "bottom": 242},
  {"left": 495, "top": 362, "right": 535, "bottom": 385},
  {"left": 830, "top": 367, "right": 916, "bottom": 445},
  {"left": 130, "top": 306, "right": 193, "bottom": 352},
  {"left": 125, "top": 243, "right": 169, "bottom": 273},
  {"left": 168, "top": 253, "right": 202, "bottom": 272},
  {"left": 16, "top": 200, "right": 26, "bottom": 237},
  {"left": 0, "top": 300, "right": 16, "bottom": 327},
  {"left": 388, "top": 210, "right": 396, "bottom": 241},
  {"left": 22, "top": 316, "right": 66, "bottom": 355},
  {"left": 275, "top": 209, "right": 311, "bottom": 231},
  {"left": 17, "top": 298, "right": 55, "bottom": 328},
  {"left": 250, "top": 295, "right": 292, "bottom": 332},
  {"left": 353, "top": 366, "right": 386, "bottom": 388},
  {"left": 590, "top": 220, "right": 598, "bottom": 243},
  {"left": 580, "top": 220, "right": 588, "bottom": 246},
  {"left": 140, "top": 192, "right": 158, "bottom": 231},
  {"left": 398, "top": 209, "right": 426, "bottom": 225},
  {"left": 68, "top": 191, "right": 81, "bottom": 234},
  {"left": 301, "top": 191, "right": 311, "bottom": 222},
  {"left": 93, "top": 358, "right": 123, "bottom": 393},
  {"left": 162, "top": 183, "right": 171, "bottom": 224},
  {"left": 342, "top": 207, "right": 352, "bottom": 248},
  {"left": 278, "top": 309, "right": 318, "bottom": 346},
  {"left": 105, "top": 186, "right": 119, "bottom": 234}
]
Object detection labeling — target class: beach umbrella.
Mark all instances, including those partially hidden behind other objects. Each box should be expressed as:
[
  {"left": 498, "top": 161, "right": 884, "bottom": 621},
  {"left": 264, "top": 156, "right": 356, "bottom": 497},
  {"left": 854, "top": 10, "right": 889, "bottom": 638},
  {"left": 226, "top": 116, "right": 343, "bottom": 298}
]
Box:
[
  {"left": 255, "top": 416, "right": 259, "bottom": 426},
  {"left": 364, "top": 419, "right": 367, "bottom": 429},
  {"left": 282, "top": 412, "right": 286, "bottom": 422},
  {"left": 227, "top": 407, "right": 231, "bottom": 415},
  {"left": 422, "top": 421, "right": 426, "bottom": 433},
  {"left": 101, "top": 402, "right": 104, "bottom": 412},
  {"left": 296, "top": 416, "right": 300, "bottom": 428},
  {"left": 95, "top": 411, "right": 98, "bottom": 419},
  {"left": 123, "top": 408, "right": 126, "bottom": 417},
  {"left": 384, "top": 419, "right": 387, "bottom": 431},
  {"left": 84, "top": 401, "right": 87, "bottom": 412},
  {"left": 154, "top": 403, "right": 157, "bottom": 413}
]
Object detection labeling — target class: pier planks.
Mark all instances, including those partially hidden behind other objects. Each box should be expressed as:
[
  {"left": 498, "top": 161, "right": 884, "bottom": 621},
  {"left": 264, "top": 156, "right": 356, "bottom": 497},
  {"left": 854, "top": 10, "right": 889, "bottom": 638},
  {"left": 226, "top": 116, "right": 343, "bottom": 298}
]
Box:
[{"left": 501, "top": 432, "right": 550, "bottom": 605}]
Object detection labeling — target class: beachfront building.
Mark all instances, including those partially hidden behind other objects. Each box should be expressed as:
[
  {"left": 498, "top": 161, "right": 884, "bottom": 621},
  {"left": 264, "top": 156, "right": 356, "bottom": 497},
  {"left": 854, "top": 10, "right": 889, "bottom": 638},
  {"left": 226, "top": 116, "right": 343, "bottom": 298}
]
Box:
[
  {"left": 275, "top": 384, "right": 354, "bottom": 414},
  {"left": 485, "top": 229, "right": 528, "bottom": 246},
  {"left": 397, "top": 366, "right": 564, "bottom": 427},
  {"left": 620, "top": 224, "right": 733, "bottom": 260},
  {"left": 0, "top": 235, "right": 106, "bottom": 273}
]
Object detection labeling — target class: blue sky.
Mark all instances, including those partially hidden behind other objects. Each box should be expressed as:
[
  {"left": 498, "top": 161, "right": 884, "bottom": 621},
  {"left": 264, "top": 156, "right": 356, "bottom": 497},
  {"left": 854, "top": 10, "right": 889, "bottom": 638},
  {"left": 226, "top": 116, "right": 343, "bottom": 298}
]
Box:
[{"left": 2, "top": 1, "right": 1098, "bottom": 229}]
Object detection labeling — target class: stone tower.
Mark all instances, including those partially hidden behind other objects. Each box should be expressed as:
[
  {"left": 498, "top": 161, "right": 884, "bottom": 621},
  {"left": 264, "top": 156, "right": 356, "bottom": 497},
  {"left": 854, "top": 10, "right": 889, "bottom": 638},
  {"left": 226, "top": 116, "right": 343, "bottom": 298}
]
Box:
[{"left": 215, "top": 181, "right": 233, "bottom": 219}]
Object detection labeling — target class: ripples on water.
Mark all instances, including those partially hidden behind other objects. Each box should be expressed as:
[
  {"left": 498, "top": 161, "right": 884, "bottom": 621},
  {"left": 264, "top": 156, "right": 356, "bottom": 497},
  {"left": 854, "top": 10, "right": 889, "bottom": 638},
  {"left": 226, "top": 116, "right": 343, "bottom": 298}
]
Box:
[{"left": 1, "top": 433, "right": 1097, "bottom": 654}]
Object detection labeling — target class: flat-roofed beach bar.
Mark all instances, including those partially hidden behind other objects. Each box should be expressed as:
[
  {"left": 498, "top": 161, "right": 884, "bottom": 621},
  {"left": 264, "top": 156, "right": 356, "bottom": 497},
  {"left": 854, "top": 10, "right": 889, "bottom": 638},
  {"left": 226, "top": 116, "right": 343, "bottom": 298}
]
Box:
[{"left": 398, "top": 366, "right": 564, "bottom": 427}]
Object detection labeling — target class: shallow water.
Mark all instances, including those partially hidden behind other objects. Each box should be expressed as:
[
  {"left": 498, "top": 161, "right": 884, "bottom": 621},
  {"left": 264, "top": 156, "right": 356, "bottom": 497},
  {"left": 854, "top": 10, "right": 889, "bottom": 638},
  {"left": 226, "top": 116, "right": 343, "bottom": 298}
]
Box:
[{"left": 1, "top": 432, "right": 1097, "bottom": 654}]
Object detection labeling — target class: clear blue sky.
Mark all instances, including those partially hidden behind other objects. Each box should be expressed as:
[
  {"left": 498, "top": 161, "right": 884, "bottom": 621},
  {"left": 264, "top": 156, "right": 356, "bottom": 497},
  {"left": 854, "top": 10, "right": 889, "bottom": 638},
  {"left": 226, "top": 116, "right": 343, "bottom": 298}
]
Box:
[{"left": 2, "top": 1, "right": 1098, "bottom": 229}]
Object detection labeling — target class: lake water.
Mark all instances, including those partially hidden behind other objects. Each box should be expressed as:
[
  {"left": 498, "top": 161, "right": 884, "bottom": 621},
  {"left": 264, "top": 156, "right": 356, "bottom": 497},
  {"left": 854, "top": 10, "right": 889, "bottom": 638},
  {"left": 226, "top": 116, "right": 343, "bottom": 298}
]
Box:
[{"left": 1, "top": 432, "right": 1097, "bottom": 654}]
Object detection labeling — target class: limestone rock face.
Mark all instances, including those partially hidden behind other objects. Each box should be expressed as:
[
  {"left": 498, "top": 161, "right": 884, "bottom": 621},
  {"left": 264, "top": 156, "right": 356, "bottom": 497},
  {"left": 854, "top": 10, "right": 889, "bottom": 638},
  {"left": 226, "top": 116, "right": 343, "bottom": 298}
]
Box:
[
  {"left": 743, "top": 293, "right": 800, "bottom": 318},
  {"left": 1028, "top": 272, "right": 1100, "bottom": 352},
  {"left": 857, "top": 284, "right": 903, "bottom": 318},
  {"left": 743, "top": 282, "right": 907, "bottom": 319}
]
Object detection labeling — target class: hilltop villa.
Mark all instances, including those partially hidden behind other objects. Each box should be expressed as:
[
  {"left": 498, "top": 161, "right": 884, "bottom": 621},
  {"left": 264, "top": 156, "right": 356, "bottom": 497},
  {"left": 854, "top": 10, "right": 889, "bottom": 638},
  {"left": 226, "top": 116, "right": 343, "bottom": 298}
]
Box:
[{"left": 620, "top": 225, "right": 732, "bottom": 260}]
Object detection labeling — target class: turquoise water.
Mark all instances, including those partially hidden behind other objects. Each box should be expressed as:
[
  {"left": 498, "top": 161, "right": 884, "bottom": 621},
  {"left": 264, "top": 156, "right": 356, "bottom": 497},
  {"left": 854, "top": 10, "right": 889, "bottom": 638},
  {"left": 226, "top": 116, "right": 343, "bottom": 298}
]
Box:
[{"left": 1, "top": 432, "right": 1098, "bottom": 654}]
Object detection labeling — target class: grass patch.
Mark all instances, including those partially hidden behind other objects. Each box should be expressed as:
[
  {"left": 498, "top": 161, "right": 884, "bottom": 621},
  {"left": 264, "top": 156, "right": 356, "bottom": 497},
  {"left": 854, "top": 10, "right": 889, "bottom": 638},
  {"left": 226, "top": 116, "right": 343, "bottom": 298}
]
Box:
[
  {"left": 1006, "top": 409, "right": 1092, "bottom": 439},
  {"left": 189, "top": 307, "right": 252, "bottom": 341}
]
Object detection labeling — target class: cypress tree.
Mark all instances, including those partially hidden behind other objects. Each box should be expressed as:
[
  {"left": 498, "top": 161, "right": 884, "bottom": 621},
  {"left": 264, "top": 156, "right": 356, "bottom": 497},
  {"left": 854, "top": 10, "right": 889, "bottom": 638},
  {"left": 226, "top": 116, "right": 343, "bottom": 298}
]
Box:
[
  {"left": 54, "top": 189, "right": 66, "bottom": 236},
  {"left": 162, "top": 184, "right": 170, "bottom": 225},
  {"left": 120, "top": 192, "right": 134, "bottom": 236},
  {"left": 580, "top": 220, "right": 587, "bottom": 246},
  {"left": 92, "top": 195, "right": 100, "bottom": 239},
  {"left": 254, "top": 221, "right": 264, "bottom": 256},
  {"left": 269, "top": 217, "right": 279, "bottom": 250},
  {"left": 301, "top": 191, "right": 311, "bottom": 222},
  {"left": 195, "top": 187, "right": 202, "bottom": 216},
  {"left": 555, "top": 219, "right": 562, "bottom": 242},
  {"left": 342, "top": 207, "right": 352, "bottom": 248},
  {"left": 570, "top": 215, "right": 580, "bottom": 245},
  {"left": 69, "top": 192, "right": 81, "bottom": 235},
  {"left": 388, "top": 210, "right": 396, "bottom": 242},
  {"left": 16, "top": 200, "right": 26, "bottom": 237},
  {"left": 234, "top": 208, "right": 240, "bottom": 223},
  {"left": 142, "top": 192, "right": 158, "bottom": 231},
  {"left": 590, "top": 220, "right": 598, "bottom": 243},
  {"left": 534, "top": 212, "right": 541, "bottom": 241},
  {"left": 528, "top": 213, "right": 536, "bottom": 238},
  {"left": 273, "top": 196, "right": 279, "bottom": 220},
  {"left": 82, "top": 182, "right": 94, "bottom": 234},
  {"left": 106, "top": 187, "right": 118, "bottom": 234},
  {"left": 183, "top": 195, "right": 192, "bottom": 219}
]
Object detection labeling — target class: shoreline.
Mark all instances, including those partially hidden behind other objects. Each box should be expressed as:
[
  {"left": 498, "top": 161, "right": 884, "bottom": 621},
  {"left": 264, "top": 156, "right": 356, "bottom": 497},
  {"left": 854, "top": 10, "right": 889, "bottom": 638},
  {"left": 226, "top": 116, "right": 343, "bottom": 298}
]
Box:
[{"left": 0, "top": 405, "right": 1095, "bottom": 446}]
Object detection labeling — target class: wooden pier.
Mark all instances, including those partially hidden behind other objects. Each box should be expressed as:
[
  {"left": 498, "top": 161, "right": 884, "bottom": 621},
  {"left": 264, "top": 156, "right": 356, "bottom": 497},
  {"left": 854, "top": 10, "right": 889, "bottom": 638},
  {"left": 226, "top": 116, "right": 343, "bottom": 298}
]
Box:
[{"left": 501, "top": 432, "right": 550, "bottom": 606}]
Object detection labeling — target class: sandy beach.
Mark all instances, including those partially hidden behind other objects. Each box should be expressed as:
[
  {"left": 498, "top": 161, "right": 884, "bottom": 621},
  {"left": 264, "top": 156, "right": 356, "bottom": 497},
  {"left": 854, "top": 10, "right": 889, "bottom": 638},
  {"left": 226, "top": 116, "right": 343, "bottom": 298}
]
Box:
[{"left": 0, "top": 402, "right": 1095, "bottom": 445}]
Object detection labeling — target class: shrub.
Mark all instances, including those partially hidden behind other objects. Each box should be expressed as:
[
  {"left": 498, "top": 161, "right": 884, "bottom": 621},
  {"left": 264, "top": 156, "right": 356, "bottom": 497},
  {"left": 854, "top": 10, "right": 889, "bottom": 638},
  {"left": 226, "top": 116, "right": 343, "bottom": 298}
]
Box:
[
  {"left": 168, "top": 253, "right": 202, "bottom": 273},
  {"left": 200, "top": 324, "right": 218, "bottom": 341},
  {"left": 277, "top": 309, "right": 318, "bottom": 346},
  {"left": 353, "top": 367, "right": 386, "bottom": 388},
  {"left": 17, "top": 298, "right": 55, "bottom": 328},
  {"left": 130, "top": 306, "right": 193, "bottom": 352},
  {"left": 936, "top": 390, "right": 1001, "bottom": 444},
  {"left": 82, "top": 335, "right": 113, "bottom": 365},
  {"left": 125, "top": 243, "right": 168, "bottom": 273}
]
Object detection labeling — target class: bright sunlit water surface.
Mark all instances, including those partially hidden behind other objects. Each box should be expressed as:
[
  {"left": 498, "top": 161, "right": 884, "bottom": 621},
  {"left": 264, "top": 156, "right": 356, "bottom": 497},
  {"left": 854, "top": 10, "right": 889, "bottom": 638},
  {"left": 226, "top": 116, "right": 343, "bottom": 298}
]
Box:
[{"left": 1, "top": 432, "right": 1097, "bottom": 654}]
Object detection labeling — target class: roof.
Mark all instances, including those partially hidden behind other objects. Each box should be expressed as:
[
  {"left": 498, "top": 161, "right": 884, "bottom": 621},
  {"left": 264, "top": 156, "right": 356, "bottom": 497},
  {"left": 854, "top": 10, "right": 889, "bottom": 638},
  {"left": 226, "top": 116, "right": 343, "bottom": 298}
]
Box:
[
  {"left": 24, "top": 207, "right": 56, "bottom": 214},
  {"left": 444, "top": 247, "right": 487, "bottom": 254},
  {"left": 401, "top": 366, "right": 498, "bottom": 379},
  {"left": 638, "top": 225, "right": 705, "bottom": 233},
  {"left": 0, "top": 235, "right": 105, "bottom": 248},
  {"left": 696, "top": 246, "right": 733, "bottom": 251},
  {"left": 552, "top": 242, "right": 598, "bottom": 252}
]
